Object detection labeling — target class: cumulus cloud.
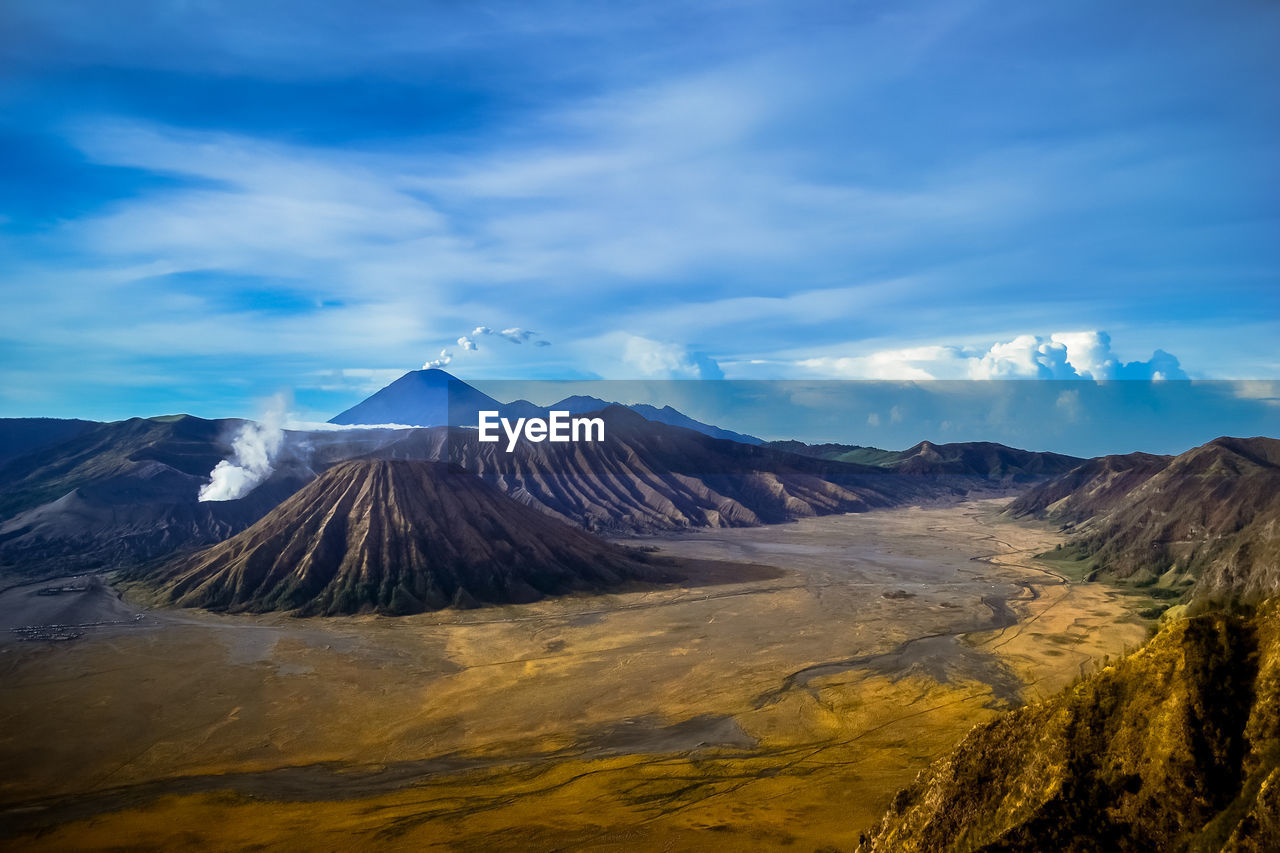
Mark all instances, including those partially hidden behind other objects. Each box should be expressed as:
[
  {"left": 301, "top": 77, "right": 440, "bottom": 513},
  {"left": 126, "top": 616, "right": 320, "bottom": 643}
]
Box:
[
  {"left": 1047, "top": 331, "right": 1186, "bottom": 380},
  {"left": 795, "top": 331, "right": 1187, "bottom": 381},
  {"left": 457, "top": 335, "right": 478, "bottom": 351},
  {"left": 622, "top": 335, "right": 724, "bottom": 379},
  {"left": 198, "top": 394, "right": 288, "bottom": 501},
  {"left": 974, "top": 335, "right": 1075, "bottom": 379}
]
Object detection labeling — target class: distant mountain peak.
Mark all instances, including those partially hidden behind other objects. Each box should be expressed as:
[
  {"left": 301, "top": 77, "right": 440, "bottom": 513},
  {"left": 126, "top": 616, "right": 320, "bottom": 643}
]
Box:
[
  {"left": 327, "top": 372, "right": 765, "bottom": 444},
  {"left": 328, "top": 369, "right": 500, "bottom": 427}
]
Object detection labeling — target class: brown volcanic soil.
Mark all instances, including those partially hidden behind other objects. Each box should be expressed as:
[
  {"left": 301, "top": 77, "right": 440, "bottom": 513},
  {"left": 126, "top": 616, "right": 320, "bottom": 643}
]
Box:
[{"left": 154, "top": 459, "right": 672, "bottom": 616}]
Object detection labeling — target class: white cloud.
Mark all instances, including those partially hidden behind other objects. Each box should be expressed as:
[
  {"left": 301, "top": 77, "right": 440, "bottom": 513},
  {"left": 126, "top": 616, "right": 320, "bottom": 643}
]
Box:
[
  {"left": 621, "top": 335, "right": 724, "bottom": 379},
  {"left": 1049, "top": 331, "right": 1116, "bottom": 378},
  {"left": 973, "top": 334, "right": 1074, "bottom": 379},
  {"left": 1231, "top": 380, "right": 1280, "bottom": 407},
  {"left": 458, "top": 335, "right": 478, "bottom": 351},
  {"left": 795, "top": 346, "right": 970, "bottom": 380},
  {"left": 786, "top": 331, "right": 1187, "bottom": 381}
]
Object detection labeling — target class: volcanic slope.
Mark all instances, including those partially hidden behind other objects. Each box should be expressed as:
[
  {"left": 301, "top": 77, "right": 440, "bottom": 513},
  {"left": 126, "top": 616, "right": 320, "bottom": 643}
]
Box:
[
  {"left": 367, "top": 406, "right": 939, "bottom": 533},
  {"left": 155, "top": 459, "right": 672, "bottom": 615},
  {"left": 1010, "top": 436, "right": 1280, "bottom": 596},
  {"left": 0, "top": 416, "right": 309, "bottom": 576}
]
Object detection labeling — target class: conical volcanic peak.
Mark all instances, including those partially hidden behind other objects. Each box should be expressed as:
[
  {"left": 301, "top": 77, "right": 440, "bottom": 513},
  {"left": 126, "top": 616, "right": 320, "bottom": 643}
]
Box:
[
  {"left": 155, "top": 459, "right": 669, "bottom": 615},
  {"left": 327, "top": 369, "right": 506, "bottom": 427}
]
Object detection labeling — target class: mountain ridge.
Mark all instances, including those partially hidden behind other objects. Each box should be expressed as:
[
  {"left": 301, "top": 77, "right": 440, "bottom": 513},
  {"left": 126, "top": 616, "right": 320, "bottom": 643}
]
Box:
[
  {"left": 328, "top": 369, "right": 764, "bottom": 443},
  {"left": 768, "top": 438, "right": 1084, "bottom": 483},
  {"left": 361, "top": 405, "right": 942, "bottom": 533},
  {"left": 0, "top": 416, "right": 314, "bottom": 575},
  {"left": 1009, "top": 436, "right": 1280, "bottom": 597}
]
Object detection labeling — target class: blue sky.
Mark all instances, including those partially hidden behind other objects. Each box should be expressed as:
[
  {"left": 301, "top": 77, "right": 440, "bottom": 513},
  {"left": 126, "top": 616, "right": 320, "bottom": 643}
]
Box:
[{"left": 1, "top": 0, "right": 1277, "bottom": 422}]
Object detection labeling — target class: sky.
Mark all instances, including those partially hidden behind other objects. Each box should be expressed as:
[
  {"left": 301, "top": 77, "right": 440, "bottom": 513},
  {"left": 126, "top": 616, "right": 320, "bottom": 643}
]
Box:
[{"left": 1, "top": 0, "right": 1277, "bottom": 423}]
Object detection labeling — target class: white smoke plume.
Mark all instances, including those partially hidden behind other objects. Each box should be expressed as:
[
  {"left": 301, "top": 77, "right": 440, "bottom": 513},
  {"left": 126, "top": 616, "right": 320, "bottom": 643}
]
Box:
[
  {"left": 423, "top": 348, "right": 452, "bottom": 369},
  {"left": 425, "top": 325, "right": 549, "bottom": 366},
  {"left": 499, "top": 326, "right": 535, "bottom": 343},
  {"left": 198, "top": 394, "right": 288, "bottom": 502}
]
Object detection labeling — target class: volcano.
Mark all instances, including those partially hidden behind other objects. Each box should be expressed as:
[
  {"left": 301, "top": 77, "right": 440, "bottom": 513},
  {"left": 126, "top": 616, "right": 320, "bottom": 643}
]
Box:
[
  {"left": 328, "top": 369, "right": 764, "bottom": 442},
  {"left": 154, "top": 459, "right": 670, "bottom": 615},
  {"left": 327, "top": 368, "right": 507, "bottom": 427}
]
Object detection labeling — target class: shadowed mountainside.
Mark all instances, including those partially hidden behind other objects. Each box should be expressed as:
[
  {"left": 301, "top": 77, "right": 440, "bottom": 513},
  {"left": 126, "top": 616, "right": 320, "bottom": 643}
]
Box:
[
  {"left": 769, "top": 439, "right": 1084, "bottom": 484},
  {"left": 0, "top": 408, "right": 955, "bottom": 575},
  {"left": 0, "top": 404, "right": 1097, "bottom": 578},
  {"left": 1006, "top": 450, "right": 1172, "bottom": 522},
  {"left": 1010, "top": 437, "right": 1280, "bottom": 597},
  {"left": 365, "top": 406, "right": 943, "bottom": 533},
  {"left": 153, "top": 459, "right": 672, "bottom": 615},
  {"left": 0, "top": 416, "right": 313, "bottom": 576}
]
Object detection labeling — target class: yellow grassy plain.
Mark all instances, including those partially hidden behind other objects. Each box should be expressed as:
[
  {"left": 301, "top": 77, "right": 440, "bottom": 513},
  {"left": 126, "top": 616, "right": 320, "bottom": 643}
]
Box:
[{"left": 0, "top": 500, "right": 1150, "bottom": 850}]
